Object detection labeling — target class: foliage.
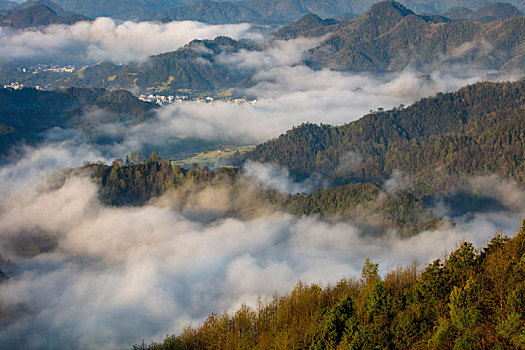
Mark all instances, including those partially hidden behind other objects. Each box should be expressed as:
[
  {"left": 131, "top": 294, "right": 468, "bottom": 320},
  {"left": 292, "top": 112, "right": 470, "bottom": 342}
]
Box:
[
  {"left": 0, "top": 86, "right": 156, "bottom": 152},
  {"left": 306, "top": 1, "right": 525, "bottom": 72},
  {"left": 241, "top": 79, "right": 525, "bottom": 195},
  {"left": 137, "top": 221, "right": 525, "bottom": 349}
]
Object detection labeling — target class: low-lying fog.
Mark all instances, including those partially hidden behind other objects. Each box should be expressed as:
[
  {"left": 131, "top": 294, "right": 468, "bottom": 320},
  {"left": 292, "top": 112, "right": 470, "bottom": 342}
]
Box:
[{"left": 0, "top": 19, "right": 524, "bottom": 350}]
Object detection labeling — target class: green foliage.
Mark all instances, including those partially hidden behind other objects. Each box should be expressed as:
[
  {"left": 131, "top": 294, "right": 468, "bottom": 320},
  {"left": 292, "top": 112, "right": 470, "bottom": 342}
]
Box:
[
  {"left": 241, "top": 79, "right": 525, "bottom": 195},
  {"left": 0, "top": 3, "right": 88, "bottom": 29},
  {"left": 307, "top": 1, "right": 525, "bottom": 72},
  {"left": 139, "top": 222, "right": 525, "bottom": 349},
  {"left": 0, "top": 86, "right": 156, "bottom": 152}
]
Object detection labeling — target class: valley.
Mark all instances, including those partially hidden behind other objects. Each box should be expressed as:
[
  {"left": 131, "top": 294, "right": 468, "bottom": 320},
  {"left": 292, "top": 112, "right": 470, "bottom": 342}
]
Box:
[{"left": 0, "top": 1, "right": 524, "bottom": 349}]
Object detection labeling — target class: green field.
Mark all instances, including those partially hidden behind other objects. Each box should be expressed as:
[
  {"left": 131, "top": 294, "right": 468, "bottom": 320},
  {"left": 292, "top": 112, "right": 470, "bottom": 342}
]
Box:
[{"left": 170, "top": 145, "right": 255, "bottom": 168}]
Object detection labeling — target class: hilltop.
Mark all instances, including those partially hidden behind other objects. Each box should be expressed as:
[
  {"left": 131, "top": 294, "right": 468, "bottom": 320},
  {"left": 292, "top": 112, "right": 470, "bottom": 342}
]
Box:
[
  {"left": 0, "top": 87, "right": 156, "bottom": 151},
  {"left": 305, "top": 1, "right": 525, "bottom": 72},
  {"left": 240, "top": 79, "right": 525, "bottom": 194},
  {"left": 0, "top": 1, "right": 89, "bottom": 28},
  {"left": 444, "top": 2, "right": 522, "bottom": 23}
]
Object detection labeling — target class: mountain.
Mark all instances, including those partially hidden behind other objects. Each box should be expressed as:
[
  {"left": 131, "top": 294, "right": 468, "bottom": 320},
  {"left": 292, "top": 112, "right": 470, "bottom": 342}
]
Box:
[
  {"left": 0, "top": 87, "right": 156, "bottom": 152},
  {"left": 0, "top": 2, "right": 89, "bottom": 29},
  {"left": 134, "top": 0, "right": 359, "bottom": 24},
  {"left": 34, "top": 0, "right": 525, "bottom": 22},
  {"left": 30, "top": 36, "right": 258, "bottom": 94},
  {"left": 240, "top": 79, "right": 525, "bottom": 195},
  {"left": 16, "top": 0, "right": 76, "bottom": 16},
  {"left": 385, "top": 0, "right": 525, "bottom": 14},
  {"left": 49, "top": 0, "right": 196, "bottom": 19},
  {"left": 150, "top": 0, "right": 262, "bottom": 24},
  {"left": 0, "top": 0, "right": 17, "bottom": 10},
  {"left": 239, "top": 0, "right": 357, "bottom": 21},
  {"left": 444, "top": 2, "right": 523, "bottom": 23},
  {"left": 272, "top": 13, "right": 341, "bottom": 40},
  {"left": 4, "top": 2, "right": 525, "bottom": 94},
  {"left": 305, "top": 1, "right": 525, "bottom": 72}
]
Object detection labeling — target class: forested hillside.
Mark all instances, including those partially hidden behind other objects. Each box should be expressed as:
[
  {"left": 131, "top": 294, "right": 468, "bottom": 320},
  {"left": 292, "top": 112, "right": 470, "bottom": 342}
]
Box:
[
  {"left": 142, "top": 222, "right": 525, "bottom": 349},
  {"left": 444, "top": 3, "right": 523, "bottom": 23},
  {"left": 306, "top": 1, "right": 525, "bottom": 72},
  {"left": 75, "top": 78, "right": 525, "bottom": 236},
  {"left": 0, "top": 87, "right": 156, "bottom": 151},
  {"left": 83, "top": 157, "right": 440, "bottom": 236},
  {"left": 241, "top": 79, "right": 525, "bottom": 193},
  {"left": 0, "top": 3, "right": 89, "bottom": 29}
]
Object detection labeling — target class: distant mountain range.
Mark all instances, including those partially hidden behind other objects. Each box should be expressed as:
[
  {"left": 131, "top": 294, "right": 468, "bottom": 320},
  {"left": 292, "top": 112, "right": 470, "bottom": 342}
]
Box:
[
  {"left": 132, "top": 0, "right": 524, "bottom": 24},
  {"left": 7, "top": 1, "right": 520, "bottom": 94},
  {"left": 23, "top": 0, "right": 525, "bottom": 22},
  {"left": 444, "top": 2, "right": 522, "bottom": 22},
  {"left": 50, "top": 0, "right": 194, "bottom": 19},
  {"left": 2, "top": 0, "right": 523, "bottom": 26},
  {"left": 0, "top": 0, "right": 17, "bottom": 10},
  {"left": 305, "top": 1, "right": 525, "bottom": 72},
  {"left": 0, "top": 0, "right": 89, "bottom": 28}
]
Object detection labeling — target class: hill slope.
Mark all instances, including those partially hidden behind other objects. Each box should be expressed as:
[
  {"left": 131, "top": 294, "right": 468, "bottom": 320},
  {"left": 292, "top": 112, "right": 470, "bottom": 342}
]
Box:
[
  {"left": 0, "top": 87, "right": 156, "bottom": 151},
  {"left": 145, "top": 223, "right": 525, "bottom": 349},
  {"left": 444, "top": 3, "right": 523, "bottom": 23},
  {"left": 36, "top": 36, "right": 258, "bottom": 93},
  {"left": 241, "top": 79, "right": 525, "bottom": 194},
  {"left": 306, "top": 1, "right": 525, "bottom": 72},
  {"left": 0, "top": 2, "right": 89, "bottom": 28}
]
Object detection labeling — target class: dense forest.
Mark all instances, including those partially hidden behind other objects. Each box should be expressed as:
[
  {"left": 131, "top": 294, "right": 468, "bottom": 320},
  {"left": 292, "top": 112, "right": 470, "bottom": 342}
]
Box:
[
  {"left": 240, "top": 79, "right": 525, "bottom": 195},
  {"left": 305, "top": 1, "right": 525, "bottom": 72},
  {"left": 80, "top": 154, "right": 440, "bottom": 236},
  {"left": 0, "top": 87, "right": 156, "bottom": 152},
  {"left": 76, "top": 79, "right": 525, "bottom": 236},
  {"left": 137, "top": 221, "right": 525, "bottom": 349}
]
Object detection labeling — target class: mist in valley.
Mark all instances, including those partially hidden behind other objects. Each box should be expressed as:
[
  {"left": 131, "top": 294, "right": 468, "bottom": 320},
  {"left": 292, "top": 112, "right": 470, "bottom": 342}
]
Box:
[{"left": 0, "top": 17, "right": 524, "bottom": 350}]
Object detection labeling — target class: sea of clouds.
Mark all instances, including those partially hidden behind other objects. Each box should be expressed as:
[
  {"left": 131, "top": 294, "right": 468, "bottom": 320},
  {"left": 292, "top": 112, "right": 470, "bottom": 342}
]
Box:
[{"left": 0, "top": 19, "right": 524, "bottom": 349}]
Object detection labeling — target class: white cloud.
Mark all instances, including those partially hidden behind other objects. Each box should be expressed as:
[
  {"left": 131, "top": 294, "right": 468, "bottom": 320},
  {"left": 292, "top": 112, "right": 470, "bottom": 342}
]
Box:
[
  {"left": 0, "top": 18, "right": 257, "bottom": 63},
  {"left": 0, "top": 172, "right": 522, "bottom": 349}
]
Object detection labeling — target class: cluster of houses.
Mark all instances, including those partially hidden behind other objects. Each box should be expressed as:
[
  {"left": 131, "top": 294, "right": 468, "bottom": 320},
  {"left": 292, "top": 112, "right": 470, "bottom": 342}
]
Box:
[
  {"left": 3, "top": 82, "right": 43, "bottom": 90},
  {"left": 17, "top": 65, "right": 75, "bottom": 74},
  {"left": 138, "top": 94, "right": 182, "bottom": 105},
  {"left": 3, "top": 82, "right": 24, "bottom": 90},
  {"left": 138, "top": 94, "right": 257, "bottom": 106}
]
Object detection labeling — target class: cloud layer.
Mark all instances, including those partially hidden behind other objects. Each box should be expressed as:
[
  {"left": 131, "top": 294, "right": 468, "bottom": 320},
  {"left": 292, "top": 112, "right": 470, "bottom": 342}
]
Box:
[
  {"left": 0, "top": 18, "right": 257, "bottom": 64},
  {"left": 0, "top": 168, "right": 522, "bottom": 349},
  {"left": 0, "top": 33, "right": 524, "bottom": 350}
]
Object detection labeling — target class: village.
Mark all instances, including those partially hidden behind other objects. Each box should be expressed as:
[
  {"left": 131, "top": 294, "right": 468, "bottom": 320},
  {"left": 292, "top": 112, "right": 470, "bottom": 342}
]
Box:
[
  {"left": 17, "top": 65, "right": 76, "bottom": 74},
  {"left": 138, "top": 93, "right": 257, "bottom": 106}
]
